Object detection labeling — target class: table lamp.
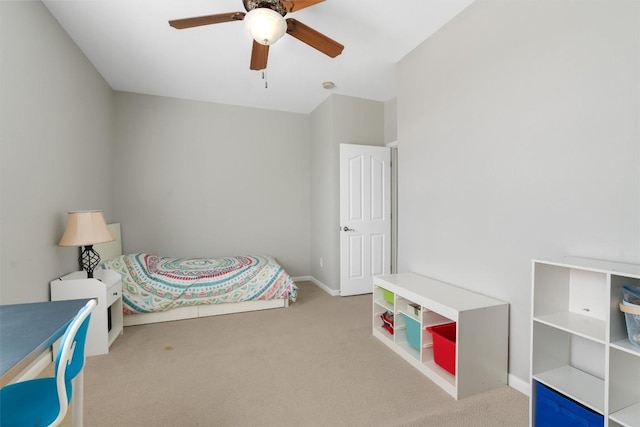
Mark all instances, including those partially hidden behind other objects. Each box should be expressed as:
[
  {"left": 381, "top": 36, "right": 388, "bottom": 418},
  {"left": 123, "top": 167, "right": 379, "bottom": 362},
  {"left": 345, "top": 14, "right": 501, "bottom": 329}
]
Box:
[{"left": 58, "top": 210, "right": 114, "bottom": 278}]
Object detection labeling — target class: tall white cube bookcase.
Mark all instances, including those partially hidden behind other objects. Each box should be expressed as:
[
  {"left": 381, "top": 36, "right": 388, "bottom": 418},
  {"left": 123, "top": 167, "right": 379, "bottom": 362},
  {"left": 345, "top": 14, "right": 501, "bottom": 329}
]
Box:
[{"left": 530, "top": 257, "right": 640, "bottom": 427}]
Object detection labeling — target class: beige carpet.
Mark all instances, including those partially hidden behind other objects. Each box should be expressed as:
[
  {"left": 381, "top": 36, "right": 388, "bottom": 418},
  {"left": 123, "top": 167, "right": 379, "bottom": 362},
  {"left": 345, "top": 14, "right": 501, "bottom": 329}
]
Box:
[{"left": 50, "top": 281, "right": 528, "bottom": 426}]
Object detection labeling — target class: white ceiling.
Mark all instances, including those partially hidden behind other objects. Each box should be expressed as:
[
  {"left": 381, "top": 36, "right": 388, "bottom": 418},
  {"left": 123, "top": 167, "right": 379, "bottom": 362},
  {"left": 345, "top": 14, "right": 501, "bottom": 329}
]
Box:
[{"left": 43, "top": 0, "right": 473, "bottom": 114}]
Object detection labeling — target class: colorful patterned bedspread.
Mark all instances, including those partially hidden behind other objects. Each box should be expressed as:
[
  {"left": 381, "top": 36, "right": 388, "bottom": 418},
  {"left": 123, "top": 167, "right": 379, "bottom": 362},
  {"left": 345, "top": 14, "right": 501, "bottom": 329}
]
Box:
[{"left": 99, "top": 254, "right": 298, "bottom": 315}]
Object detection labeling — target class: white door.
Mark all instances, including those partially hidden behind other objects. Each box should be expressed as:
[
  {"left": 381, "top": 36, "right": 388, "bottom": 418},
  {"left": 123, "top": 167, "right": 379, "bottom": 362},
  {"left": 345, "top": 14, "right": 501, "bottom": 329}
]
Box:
[{"left": 339, "top": 144, "right": 391, "bottom": 296}]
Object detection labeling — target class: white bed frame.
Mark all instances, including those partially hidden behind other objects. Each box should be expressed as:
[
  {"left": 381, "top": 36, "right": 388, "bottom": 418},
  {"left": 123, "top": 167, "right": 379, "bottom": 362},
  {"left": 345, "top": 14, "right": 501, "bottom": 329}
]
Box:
[{"left": 95, "top": 223, "right": 289, "bottom": 327}]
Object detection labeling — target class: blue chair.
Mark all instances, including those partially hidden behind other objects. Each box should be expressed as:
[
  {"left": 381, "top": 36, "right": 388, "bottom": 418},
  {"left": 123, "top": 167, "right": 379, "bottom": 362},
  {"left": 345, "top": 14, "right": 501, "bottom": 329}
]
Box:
[{"left": 0, "top": 299, "right": 97, "bottom": 427}]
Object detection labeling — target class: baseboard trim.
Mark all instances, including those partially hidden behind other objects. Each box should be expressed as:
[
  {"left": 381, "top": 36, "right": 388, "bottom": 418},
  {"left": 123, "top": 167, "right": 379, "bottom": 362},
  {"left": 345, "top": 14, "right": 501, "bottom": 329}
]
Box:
[
  {"left": 312, "top": 278, "right": 339, "bottom": 296},
  {"left": 292, "top": 276, "right": 339, "bottom": 296},
  {"left": 508, "top": 374, "right": 529, "bottom": 396}
]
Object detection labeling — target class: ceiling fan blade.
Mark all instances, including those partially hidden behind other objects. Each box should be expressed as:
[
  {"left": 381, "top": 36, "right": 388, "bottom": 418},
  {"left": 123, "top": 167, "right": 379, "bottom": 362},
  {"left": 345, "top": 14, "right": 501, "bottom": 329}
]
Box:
[
  {"left": 169, "top": 12, "right": 245, "bottom": 29},
  {"left": 250, "top": 40, "right": 269, "bottom": 70},
  {"left": 286, "top": 19, "right": 344, "bottom": 58},
  {"left": 282, "top": 0, "right": 325, "bottom": 13}
]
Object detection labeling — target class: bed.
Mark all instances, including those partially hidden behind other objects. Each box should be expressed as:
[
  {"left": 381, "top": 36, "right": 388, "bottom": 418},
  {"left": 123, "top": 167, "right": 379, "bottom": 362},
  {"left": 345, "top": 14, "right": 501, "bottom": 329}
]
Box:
[{"left": 95, "top": 224, "right": 298, "bottom": 326}]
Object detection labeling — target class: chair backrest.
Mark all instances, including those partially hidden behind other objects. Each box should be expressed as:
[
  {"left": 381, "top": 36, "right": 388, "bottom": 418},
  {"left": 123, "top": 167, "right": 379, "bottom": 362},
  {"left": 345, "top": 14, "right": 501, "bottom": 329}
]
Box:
[{"left": 51, "top": 299, "right": 97, "bottom": 426}]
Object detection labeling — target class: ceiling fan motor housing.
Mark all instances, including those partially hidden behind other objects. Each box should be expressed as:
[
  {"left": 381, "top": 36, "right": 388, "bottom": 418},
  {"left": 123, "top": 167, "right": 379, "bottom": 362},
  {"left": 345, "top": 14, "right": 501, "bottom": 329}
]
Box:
[
  {"left": 169, "top": 0, "right": 342, "bottom": 71},
  {"left": 243, "top": 0, "right": 287, "bottom": 16}
]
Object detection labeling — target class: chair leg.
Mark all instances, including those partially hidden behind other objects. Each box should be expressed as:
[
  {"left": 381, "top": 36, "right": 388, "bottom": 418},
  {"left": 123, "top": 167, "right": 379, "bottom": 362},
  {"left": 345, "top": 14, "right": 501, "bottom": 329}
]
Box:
[{"left": 71, "top": 371, "right": 84, "bottom": 427}]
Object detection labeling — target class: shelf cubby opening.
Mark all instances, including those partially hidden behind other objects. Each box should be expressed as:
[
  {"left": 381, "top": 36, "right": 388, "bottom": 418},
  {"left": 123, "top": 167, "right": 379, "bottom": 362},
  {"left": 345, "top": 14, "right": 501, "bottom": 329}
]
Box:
[
  {"left": 396, "top": 298, "right": 421, "bottom": 323},
  {"left": 533, "top": 263, "right": 608, "bottom": 342},
  {"left": 608, "top": 347, "right": 640, "bottom": 425},
  {"left": 422, "top": 311, "right": 453, "bottom": 352},
  {"left": 373, "top": 308, "right": 394, "bottom": 341},
  {"left": 396, "top": 296, "right": 418, "bottom": 320},
  {"left": 373, "top": 286, "right": 394, "bottom": 312},
  {"left": 531, "top": 321, "right": 605, "bottom": 413},
  {"left": 422, "top": 310, "right": 453, "bottom": 328},
  {"left": 610, "top": 275, "right": 640, "bottom": 345},
  {"left": 373, "top": 302, "right": 394, "bottom": 334}
]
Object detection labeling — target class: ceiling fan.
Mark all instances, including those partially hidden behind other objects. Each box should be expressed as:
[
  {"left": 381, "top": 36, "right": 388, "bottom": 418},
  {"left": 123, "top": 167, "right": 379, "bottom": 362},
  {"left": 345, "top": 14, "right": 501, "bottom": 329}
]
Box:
[{"left": 169, "top": 0, "right": 344, "bottom": 71}]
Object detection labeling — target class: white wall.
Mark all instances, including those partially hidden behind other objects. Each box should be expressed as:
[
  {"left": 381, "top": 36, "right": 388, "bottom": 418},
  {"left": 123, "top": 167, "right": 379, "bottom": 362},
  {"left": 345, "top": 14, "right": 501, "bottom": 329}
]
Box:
[
  {"left": 0, "top": 1, "right": 114, "bottom": 303},
  {"left": 112, "top": 92, "right": 311, "bottom": 276},
  {"left": 310, "top": 97, "right": 335, "bottom": 287},
  {"left": 310, "top": 94, "right": 385, "bottom": 290},
  {"left": 397, "top": 0, "right": 640, "bottom": 385},
  {"left": 0, "top": 2, "right": 383, "bottom": 300},
  {"left": 384, "top": 98, "right": 398, "bottom": 144}
]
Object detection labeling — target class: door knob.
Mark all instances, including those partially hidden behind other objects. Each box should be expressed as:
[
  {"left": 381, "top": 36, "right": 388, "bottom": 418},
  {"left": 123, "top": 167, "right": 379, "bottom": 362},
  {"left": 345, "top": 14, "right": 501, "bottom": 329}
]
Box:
[{"left": 343, "top": 226, "right": 355, "bottom": 232}]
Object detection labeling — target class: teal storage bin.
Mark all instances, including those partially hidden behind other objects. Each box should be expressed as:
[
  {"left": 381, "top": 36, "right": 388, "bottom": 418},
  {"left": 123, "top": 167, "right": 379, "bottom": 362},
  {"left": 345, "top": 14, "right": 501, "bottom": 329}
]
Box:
[{"left": 400, "top": 313, "right": 420, "bottom": 351}]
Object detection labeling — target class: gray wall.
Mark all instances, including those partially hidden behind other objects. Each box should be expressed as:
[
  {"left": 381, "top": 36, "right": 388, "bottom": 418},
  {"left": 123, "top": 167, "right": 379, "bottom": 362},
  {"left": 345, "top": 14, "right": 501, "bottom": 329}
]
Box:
[
  {"left": 310, "top": 94, "right": 385, "bottom": 291},
  {"left": 384, "top": 98, "right": 398, "bottom": 144},
  {"left": 7, "top": 0, "right": 634, "bottom": 392},
  {"left": 0, "top": 0, "right": 382, "bottom": 302},
  {"left": 0, "top": 1, "right": 114, "bottom": 304},
  {"left": 397, "top": 0, "right": 640, "bottom": 385},
  {"left": 112, "top": 92, "right": 311, "bottom": 277}
]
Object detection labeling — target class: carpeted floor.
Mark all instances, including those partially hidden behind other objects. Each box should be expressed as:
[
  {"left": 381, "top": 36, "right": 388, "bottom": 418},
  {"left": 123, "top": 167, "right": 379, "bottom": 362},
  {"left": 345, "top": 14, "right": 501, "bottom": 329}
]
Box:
[{"left": 51, "top": 281, "right": 528, "bottom": 426}]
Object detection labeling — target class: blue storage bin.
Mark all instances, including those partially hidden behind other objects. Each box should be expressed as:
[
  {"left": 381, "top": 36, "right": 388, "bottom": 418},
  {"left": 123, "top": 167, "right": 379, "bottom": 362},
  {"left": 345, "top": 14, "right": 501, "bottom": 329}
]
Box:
[
  {"left": 535, "top": 382, "right": 603, "bottom": 427},
  {"left": 400, "top": 313, "right": 420, "bottom": 351}
]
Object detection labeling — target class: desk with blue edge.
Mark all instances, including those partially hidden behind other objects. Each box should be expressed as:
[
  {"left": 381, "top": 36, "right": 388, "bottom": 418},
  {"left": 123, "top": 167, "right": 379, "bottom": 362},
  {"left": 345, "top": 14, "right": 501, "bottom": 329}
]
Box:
[
  {"left": 0, "top": 298, "right": 90, "bottom": 385},
  {"left": 0, "top": 298, "right": 90, "bottom": 426}
]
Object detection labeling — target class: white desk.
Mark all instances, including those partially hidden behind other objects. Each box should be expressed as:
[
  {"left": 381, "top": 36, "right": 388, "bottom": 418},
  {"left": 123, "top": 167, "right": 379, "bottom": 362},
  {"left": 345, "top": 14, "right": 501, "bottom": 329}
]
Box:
[{"left": 0, "top": 298, "right": 91, "bottom": 426}]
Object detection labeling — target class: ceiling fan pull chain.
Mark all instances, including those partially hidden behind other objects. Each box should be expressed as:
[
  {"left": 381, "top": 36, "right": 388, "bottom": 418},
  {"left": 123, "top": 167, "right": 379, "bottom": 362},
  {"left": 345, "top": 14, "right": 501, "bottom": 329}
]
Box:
[{"left": 262, "top": 70, "right": 268, "bottom": 89}]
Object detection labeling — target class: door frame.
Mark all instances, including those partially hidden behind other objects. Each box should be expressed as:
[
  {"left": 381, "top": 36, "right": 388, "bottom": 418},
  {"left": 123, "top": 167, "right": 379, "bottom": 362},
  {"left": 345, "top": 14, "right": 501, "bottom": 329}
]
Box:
[
  {"left": 339, "top": 143, "right": 391, "bottom": 296},
  {"left": 387, "top": 141, "right": 398, "bottom": 274}
]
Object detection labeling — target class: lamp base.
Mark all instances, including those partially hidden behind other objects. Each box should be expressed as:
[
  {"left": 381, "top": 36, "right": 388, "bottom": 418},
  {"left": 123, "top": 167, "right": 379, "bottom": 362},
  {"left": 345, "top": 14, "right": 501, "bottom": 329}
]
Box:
[{"left": 79, "top": 245, "right": 101, "bottom": 279}]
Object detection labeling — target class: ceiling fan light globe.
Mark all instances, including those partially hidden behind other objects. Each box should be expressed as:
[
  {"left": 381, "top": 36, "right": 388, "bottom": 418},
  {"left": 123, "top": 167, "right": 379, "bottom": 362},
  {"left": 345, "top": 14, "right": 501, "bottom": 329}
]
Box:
[{"left": 244, "top": 8, "right": 287, "bottom": 45}]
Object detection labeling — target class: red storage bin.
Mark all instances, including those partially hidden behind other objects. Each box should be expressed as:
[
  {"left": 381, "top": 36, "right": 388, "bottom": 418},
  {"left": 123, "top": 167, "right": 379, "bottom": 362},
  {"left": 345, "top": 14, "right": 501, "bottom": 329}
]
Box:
[{"left": 427, "top": 322, "right": 456, "bottom": 375}]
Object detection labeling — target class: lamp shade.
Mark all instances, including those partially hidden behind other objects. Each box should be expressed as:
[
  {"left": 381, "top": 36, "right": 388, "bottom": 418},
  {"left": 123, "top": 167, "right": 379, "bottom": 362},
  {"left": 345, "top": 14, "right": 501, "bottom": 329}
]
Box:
[
  {"left": 244, "top": 8, "right": 287, "bottom": 45},
  {"left": 58, "top": 211, "right": 114, "bottom": 247}
]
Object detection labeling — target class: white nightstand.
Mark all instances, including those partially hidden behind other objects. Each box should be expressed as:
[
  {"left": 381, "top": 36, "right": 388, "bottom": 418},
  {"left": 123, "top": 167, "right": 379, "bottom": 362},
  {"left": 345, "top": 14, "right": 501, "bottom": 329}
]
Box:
[{"left": 50, "top": 269, "right": 123, "bottom": 356}]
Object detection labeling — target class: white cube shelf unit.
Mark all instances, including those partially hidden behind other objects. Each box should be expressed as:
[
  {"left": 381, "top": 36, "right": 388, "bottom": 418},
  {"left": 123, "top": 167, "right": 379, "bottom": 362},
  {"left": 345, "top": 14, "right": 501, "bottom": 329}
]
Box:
[
  {"left": 373, "top": 273, "right": 509, "bottom": 399},
  {"left": 530, "top": 257, "right": 640, "bottom": 427}
]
